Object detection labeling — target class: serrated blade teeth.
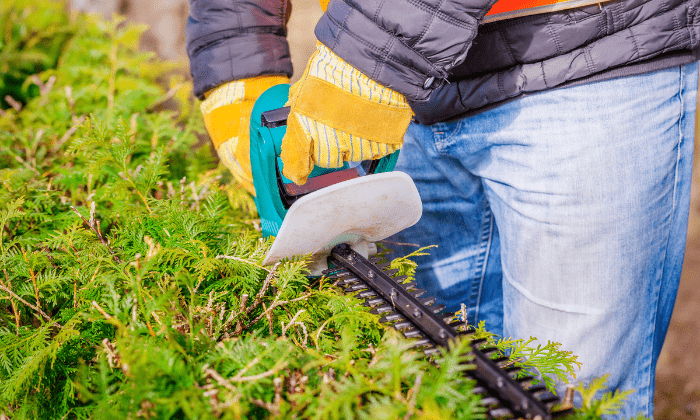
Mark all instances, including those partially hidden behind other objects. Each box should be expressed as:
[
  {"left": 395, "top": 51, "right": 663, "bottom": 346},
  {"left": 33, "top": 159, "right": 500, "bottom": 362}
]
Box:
[
  {"left": 480, "top": 346, "right": 499, "bottom": 356},
  {"left": 369, "top": 305, "right": 394, "bottom": 315},
  {"left": 516, "top": 375, "right": 536, "bottom": 383},
  {"left": 526, "top": 385, "right": 547, "bottom": 394},
  {"left": 470, "top": 338, "right": 488, "bottom": 347},
  {"left": 480, "top": 397, "right": 499, "bottom": 407},
  {"left": 537, "top": 392, "right": 559, "bottom": 404},
  {"left": 392, "top": 320, "right": 413, "bottom": 331},
  {"left": 410, "top": 289, "right": 427, "bottom": 298},
  {"left": 337, "top": 276, "right": 361, "bottom": 287},
  {"left": 362, "top": 297, "right": 386, "bottom": 307},
  {"left": 389, "top": 274, "right": 407, "bottom": 282},
  {"left": 344, "top": 283, "right": 368, "bottom": 293},
  {"left": 431, "top": 304, "right": 446, "bottom": 314},
  {"left": 376, "top": 262, "right": 391, "bottom": 268},
  {"left": 403, "top": 329, "right": 423, "bottom": 339},
  {"left": 329, "top": 248, "right": 564, "bottom": 419},
  {"left": 322, "top": 268, "right": 349, "bottom": 278},
  {"left": 378, "top": 313, "right": 404, "bottom": 323},
  {"left": 501, "top": 364, "right": 519, "bottom": 373},
  {"left": 472, "top": 386, "right": 487, "bottom": 395},
  {"left": 488, "top": 407, "right": 513, "bottom": 418},
  {"left": 423, "top": 347, "right": 441, "bottom": 357},
  {"left": 418, "top": 296, "right": 435, "bottom": 306},
  {"left": 490, "top": 356, "right": 510, "bottom": 366},
  {"left": 401, "top": 280, "right": 416, "bottom": 289},
  {"left": 357, "top": 289, "right": 377, "bottom": 298},
  {"left": 410, "top": 338, "right": 432, "bottom": 348}
]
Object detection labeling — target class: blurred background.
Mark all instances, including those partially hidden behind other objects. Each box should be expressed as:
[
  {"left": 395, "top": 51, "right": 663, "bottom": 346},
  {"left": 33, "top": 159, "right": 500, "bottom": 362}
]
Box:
[{"left": 62, "top": 0, "right": 700, "bottom": 417}]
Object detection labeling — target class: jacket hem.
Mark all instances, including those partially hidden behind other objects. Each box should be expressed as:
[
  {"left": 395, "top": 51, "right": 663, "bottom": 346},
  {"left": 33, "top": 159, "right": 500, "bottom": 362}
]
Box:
[{"left": 421, "top": 48, "right": 700, "bottom": 124}]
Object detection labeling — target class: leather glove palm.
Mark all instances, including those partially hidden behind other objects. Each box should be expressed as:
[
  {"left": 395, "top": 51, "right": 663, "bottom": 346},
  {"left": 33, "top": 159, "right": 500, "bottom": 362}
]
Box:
[
  {"left": 201, "top": 75, "right": 290, "bottom": 195},
  {"left": 281, "top": 44, "right": 414, "bottom": 185}
]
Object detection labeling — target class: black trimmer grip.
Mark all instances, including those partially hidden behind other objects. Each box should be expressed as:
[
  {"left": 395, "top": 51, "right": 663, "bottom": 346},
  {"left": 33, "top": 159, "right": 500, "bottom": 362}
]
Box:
[{"left": 261, "top": 106, "right": 291, "bottom": 128}]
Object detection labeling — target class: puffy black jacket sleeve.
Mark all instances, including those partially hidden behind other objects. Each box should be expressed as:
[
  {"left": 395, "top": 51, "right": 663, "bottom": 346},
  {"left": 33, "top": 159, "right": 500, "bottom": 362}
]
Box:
[
  {"left": 187, "top": 0, "right": 293, "bottom": 98},
  {"left": 315, "top": 0, "right": 498, "bottom": 101}
]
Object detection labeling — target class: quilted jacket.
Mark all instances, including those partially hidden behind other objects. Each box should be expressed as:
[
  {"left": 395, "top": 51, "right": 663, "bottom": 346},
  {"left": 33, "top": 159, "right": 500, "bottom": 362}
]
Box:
[{"left": 187, "top": 0, "right": 700, "bottom": 123}]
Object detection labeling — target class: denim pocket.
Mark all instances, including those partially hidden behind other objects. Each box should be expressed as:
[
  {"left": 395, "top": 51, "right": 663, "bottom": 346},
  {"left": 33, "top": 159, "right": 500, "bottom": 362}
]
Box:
[{"left": 430, "top": 119, "right": 463, "bottom": 154}]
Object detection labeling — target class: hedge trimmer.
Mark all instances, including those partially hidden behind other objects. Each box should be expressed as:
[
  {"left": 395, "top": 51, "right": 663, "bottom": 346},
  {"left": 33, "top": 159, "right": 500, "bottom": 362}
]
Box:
[{"left": 248, "top": 85, "right": 573, "bottom": 419}]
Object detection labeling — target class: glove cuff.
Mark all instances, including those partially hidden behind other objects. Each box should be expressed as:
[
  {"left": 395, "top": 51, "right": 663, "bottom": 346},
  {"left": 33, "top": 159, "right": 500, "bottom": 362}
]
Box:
[{"left": 286, "top": 45, "right": 413, "bottom": 145}]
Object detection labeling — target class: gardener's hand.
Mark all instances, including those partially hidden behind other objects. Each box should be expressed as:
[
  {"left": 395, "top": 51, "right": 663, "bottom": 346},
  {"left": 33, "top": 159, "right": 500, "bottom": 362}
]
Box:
[
  {"left": 201, "top": 75, "right": 290, "bottom": 195},
  {"left": 280, "top": 44, "right": 414, "bottom": 185}
]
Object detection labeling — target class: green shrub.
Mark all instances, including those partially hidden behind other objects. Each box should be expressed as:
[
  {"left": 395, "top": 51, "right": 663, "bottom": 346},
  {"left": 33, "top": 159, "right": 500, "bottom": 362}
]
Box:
[
  {"left": 0, "top": 1, "right": 638, "bottom": 419},
  {"left": 0, "top": 0, "right": 73, "bottom": 108}
]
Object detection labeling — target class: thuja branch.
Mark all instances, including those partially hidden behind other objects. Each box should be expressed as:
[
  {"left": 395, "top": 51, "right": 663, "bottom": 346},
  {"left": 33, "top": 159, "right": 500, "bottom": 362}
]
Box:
[
  {"left": 0, "top": 283, "right": 62, "bottom": 328},
  {"left": 246, "top": 263, "right": 278, "bottom": 316},
  {"left": 218, "top": 263, "right": 278, "bottom": 339},
  {"left": 215, "top": 254, "right": 271, "bottom": 272},
  {"left": 241, "top": 292, "right": 312, "bottom": 332},
  {"left": 1, "top": 269, "right": 20, "bottom": 331},
  {"left": 21, "top": 248, "right": 40, "bottom": 307},
  {"left": 116, "top": 172, "right": 153, "bottom": 215},
  {"left": 70, "top": 204, "right": 121, "bottom": 263},
  {"left": 204, "top": 360, "right": 289, "bottom": 385}
]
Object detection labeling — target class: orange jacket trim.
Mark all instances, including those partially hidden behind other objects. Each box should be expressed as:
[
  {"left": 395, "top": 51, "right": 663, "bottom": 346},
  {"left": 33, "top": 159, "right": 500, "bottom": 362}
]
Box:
[{"left": 484, "top": 0, "right": 609, "bottom": 23}]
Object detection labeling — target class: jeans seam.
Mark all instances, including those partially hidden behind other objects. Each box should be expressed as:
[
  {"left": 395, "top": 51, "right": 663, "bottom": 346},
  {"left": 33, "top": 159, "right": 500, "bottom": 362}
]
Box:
[
  {"left": 643, "top": 64, "right": 686, "bottom": 415},
  {"left": 468, "top": 205, "right": 495, "bottom": 325}
]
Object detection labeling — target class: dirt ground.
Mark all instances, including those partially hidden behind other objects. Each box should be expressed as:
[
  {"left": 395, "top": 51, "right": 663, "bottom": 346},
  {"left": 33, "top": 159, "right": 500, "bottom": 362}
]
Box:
[{"left": 67, "top": 0, "right": 700, "bottom": 417}]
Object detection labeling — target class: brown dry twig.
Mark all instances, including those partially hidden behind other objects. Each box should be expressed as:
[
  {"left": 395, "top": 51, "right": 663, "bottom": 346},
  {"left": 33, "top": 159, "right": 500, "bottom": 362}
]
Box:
[
  {"left": 204, "top": 361, "right": 289, "bottom": 386},
  {"left": 233, "top": 294, "right": 248, "bottom": 336},
  {"left": 250, "top": 398, "right": 280, "bottom": 416},
  {"left": 216, "top": 264, "right": 278, "bottom": 340},
  {"left": 242, "top": 292, "right": 312, "bottom": 331},
  {"left": 403, "top": 372, "right": 423, "bottom": 420},
  {"left": 31, "top": 74, "right": 56, "bottom": 106},
  {"left": 0, "top": 269, "right": 20, "bottom": 330},
  {"left": 246, "top": 263, "right": 278, "bottom": 314},
  {"left": 215, "top": 254, "right": 272, "bottom": 273},
  {"left": 5, "top": 95, "right": 21, "bottom": 112},
  {"left": 145, "top": 82, "right": 185, "bottom": 112},
  {"left": 0, "top": 283, "right": 61, "bottom": 328},
  {"left": 70, "top": 203, "right": 121, "bottom": 263},
  {"left": 92, "top": 301, "right": 113, "bottom": 320},
  {"left": 53, "top": 114, "right": 86, "bottom": 153},
  {"left": 263, "top": 302, "right": 274, "bottom": 336},
  {"left": 281, "top": 309, "right": 308, "bottom": 348}
]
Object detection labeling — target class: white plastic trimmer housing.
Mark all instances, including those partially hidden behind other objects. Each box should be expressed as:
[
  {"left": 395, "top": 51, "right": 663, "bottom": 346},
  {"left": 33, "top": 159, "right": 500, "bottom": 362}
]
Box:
[{"left": 263, "top": 171, "right": 422, "bottom": 275}]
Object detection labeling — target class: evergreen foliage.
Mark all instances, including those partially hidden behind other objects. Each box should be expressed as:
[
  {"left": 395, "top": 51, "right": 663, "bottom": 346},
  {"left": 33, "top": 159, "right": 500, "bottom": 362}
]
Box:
[{"left": 0, "top": 1, "right": 643, "bottom": 419}]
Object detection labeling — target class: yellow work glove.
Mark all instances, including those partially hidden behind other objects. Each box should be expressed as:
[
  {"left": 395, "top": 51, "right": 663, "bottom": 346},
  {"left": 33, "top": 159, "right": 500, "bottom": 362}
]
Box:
[
  {"left": 201, "top": 75, "right": 290, "bottom": 195},
  {"left": 280, "top": 44, "right": 414, "bottom": 185}
]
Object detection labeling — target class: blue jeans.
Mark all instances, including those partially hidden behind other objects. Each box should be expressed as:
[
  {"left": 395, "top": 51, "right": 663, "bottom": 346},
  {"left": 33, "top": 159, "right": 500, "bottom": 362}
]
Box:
[{"left": 391, "top": 62, "right": 698, "bottom": 419}]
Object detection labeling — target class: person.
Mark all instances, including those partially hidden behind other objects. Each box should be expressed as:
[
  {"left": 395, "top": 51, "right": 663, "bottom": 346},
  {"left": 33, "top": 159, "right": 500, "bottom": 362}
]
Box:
[{"left": 186, "top": 0, "right": 700, "bottom": 417}]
